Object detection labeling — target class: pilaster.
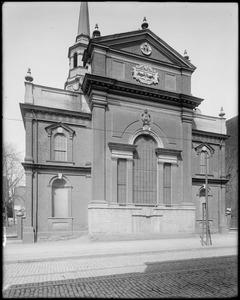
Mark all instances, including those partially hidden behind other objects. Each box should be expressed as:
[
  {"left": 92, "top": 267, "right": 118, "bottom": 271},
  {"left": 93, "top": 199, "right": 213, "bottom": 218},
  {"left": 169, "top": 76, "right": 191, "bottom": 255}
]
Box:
[
  {"left": 219, "top": 185, "right": 228, "bottom": 233},
  {"left": 181, "top": 108, "right": 193, "bottom": 204},
  {"left": 23, "top": 169, "right": 34, "bottom": 243},
  {"left": 24, "top": 82, "right": 34, "bottom": 104},
  {"left": 91, "top": 92, "right": 108, "bottom": 203},
  {"left": 25, "top": 116, "right": 34, "bottom": 163}
]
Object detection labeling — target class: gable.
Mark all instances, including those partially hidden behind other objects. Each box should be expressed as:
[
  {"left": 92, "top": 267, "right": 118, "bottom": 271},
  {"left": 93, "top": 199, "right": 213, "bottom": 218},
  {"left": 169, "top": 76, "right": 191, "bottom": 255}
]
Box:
[
  {"left": 89, "top": 29, "right": 195, "bottom": 71},
  {"left": 112, "top": 40, "right": 174, "bottom": 65}
]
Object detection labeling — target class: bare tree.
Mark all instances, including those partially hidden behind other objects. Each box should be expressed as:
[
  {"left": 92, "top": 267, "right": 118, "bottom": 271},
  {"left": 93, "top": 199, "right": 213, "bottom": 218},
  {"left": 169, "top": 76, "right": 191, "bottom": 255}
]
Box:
[{"left": 2, "top": 143, "right": 25, "bottom": 226}]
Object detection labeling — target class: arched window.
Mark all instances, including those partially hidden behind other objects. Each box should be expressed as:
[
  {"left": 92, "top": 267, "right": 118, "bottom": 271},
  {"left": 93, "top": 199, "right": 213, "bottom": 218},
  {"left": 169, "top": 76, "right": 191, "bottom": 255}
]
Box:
[
  {"left": 54, "top": 134, "right": 67, "bottom": 161},
  {"left": 73, "top": 52, "right": 78, "bottom": 68},
  {"left": 133, "top": 135, "right": 157, "bottom": 204},
  {"left": 52, "top": 179, "right": 68, "bottom": 217}
]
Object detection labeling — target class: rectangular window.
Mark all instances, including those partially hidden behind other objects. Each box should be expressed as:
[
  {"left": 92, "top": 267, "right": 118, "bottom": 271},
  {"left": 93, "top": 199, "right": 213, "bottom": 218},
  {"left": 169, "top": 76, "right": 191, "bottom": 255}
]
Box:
[
  {"left": 117, "top": 159, "right": 127, "bottom": 203},
  {"left": 163, "top": 163, "right": 171, "bottom": 205},
  {"left": 54, "top": 134, "right": 67, "bottom": 161},
  {"left": 200, "top": 151, "right": 209, "bottom": 174}
]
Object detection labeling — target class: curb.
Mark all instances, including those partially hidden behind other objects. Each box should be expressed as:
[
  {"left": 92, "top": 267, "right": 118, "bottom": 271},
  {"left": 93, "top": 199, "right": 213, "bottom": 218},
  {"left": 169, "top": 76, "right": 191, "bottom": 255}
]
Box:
[{"left": 4, "top": 244, "right": 237, "bottom": 264}]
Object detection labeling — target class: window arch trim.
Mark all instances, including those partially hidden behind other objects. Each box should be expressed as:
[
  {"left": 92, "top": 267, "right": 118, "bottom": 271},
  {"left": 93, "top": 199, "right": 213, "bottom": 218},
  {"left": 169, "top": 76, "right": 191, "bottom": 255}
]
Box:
[
  {"left": 129, "top": 129, "right": 164, "bottom": 148},
  {"left": 45, "top": 122, "right": 75, "bottom": 162},
  {"left": 49, "top": 175, "right": 72, "bottom": 219}
]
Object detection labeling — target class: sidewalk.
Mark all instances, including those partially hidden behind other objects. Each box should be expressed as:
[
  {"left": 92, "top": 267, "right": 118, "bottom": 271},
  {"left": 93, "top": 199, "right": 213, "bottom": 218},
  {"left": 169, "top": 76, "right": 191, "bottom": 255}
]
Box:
[
  {"left": 3, "top": 232, "right": 238, "bottom": 263},
  {"left": 3, "top": 232, "right": 238, "bottom": 290}
]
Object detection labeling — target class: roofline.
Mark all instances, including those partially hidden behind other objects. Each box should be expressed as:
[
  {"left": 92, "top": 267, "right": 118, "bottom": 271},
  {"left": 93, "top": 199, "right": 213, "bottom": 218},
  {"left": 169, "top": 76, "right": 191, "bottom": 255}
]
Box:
[{"left": 85, "top": 28, "right": 196, "bottom": 70}]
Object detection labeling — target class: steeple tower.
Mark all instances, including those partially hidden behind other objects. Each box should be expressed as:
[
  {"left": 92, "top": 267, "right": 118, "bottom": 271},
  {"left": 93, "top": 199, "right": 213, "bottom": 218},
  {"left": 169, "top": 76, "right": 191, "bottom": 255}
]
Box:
[
  {"left": 65, "top": 2, "right": 91, "bottom": 92},
  {"left": 76, "top": 1, "right": 90, "bottom": 44}
]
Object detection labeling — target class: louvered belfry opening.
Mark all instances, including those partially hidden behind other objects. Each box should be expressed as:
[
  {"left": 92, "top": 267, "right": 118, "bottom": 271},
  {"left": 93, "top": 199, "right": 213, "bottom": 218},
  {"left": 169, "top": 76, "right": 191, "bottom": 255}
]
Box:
[{"left": 133, "top": 135, "right": 157, "bottom": 204}]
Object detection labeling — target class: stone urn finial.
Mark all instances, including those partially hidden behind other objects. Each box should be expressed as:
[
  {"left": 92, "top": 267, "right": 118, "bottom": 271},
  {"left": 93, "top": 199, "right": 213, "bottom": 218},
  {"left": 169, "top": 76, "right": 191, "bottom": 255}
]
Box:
[{"left": 25, "top": 68, "right": 33, "bottom": 82}]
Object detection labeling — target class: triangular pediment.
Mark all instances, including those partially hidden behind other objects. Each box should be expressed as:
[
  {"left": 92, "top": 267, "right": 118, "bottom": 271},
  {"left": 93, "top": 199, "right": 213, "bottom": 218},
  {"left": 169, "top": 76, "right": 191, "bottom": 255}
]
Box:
[
  {"left": 45, "top": 122, "right": 75, "bottom": 137},
  {"left": 90, "top": 29, "right": 195, "bottom": 71}
]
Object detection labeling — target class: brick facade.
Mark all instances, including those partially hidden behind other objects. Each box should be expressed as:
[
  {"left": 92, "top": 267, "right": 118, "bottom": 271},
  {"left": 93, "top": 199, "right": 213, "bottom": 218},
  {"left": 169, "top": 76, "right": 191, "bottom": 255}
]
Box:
[{"left": 20, "top": 4, "right": 229, "bottom": 242}]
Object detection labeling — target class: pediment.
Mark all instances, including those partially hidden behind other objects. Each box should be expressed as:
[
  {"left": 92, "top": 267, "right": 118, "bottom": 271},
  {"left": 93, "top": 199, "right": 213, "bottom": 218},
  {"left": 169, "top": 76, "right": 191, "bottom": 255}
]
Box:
[
  {"left": 194, "top": 142, "right": 215, "bottom": 156},
  {"left": 90, "top": 29, "right": 195, "bottom": 71},
  {"left": 45, "top": 122, "right": 75, "bottom": 138}
]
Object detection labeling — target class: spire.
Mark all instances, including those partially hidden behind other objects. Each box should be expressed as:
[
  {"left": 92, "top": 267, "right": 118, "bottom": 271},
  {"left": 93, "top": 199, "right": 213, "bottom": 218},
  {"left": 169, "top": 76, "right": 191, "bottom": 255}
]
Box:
[{"left": 76, "top": 2, "right": 90, "bottom": 43}]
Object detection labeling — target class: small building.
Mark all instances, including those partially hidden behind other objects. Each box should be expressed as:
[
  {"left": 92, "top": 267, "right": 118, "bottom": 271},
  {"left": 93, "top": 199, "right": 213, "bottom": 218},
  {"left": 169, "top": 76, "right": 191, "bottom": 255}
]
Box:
[
  {"left": 20, "top": 3, "right": 229, "bottom": 242},
  {"left": 225, "top": 115, "right": 238, "bottom": 229}
]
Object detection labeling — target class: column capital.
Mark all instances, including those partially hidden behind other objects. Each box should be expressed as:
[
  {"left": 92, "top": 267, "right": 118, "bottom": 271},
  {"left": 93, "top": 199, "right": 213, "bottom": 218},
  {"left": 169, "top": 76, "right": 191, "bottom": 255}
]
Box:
[
  {"left": 89, "top": 91, "right": 108, "bottom": 110},
  {"left": 181, "top": 107, "right": 193, "bottom": 123}
]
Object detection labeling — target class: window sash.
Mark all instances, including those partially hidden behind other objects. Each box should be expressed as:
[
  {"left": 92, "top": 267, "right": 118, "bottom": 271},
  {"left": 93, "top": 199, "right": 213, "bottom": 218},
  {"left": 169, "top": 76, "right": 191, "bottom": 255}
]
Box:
[
  {"left": 133, "top": 136, "right": 157, "bottom": 204},
  {"left": 117, "top": 159, "right": 127, "bottom": 203},
  {"left": 200, "top": 151, "right": 209, "bottom": 174},
  {"left": 54, "top": 134, "right": 67, "bottom": 161},
  {"left": 163, "top": 163, "right": 171, "bottom": 204}
]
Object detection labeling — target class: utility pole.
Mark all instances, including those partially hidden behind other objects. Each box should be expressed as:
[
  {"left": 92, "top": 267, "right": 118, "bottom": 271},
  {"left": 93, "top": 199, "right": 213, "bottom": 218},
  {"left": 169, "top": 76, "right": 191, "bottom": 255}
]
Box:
[{"left": 202, "top": 145, "right": 211, "bottom": 245}]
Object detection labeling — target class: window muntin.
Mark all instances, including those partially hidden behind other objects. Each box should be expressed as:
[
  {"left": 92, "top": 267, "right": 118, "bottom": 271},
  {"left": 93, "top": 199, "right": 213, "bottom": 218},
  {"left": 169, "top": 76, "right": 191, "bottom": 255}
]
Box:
[
  {"left": 133, "top": 135, "right": 157, "bottom": 204},
  {"left": 54, "top": 134, "right": 67, "bottom": 161},
  {"left": 117, "top": 159, "right": 127, "bottom": 203},
  {"left": 200, "top": 150, "right": 209, "bottom": 174},
  {"left": 163, "top": 163, "right": 171, "bottom": 205}
]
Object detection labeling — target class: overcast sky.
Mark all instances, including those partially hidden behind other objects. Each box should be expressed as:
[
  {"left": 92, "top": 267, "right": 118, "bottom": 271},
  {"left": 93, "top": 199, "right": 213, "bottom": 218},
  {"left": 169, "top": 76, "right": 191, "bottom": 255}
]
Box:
[{"left": 3, "top": 2, "right": 238, "bottom": 156}]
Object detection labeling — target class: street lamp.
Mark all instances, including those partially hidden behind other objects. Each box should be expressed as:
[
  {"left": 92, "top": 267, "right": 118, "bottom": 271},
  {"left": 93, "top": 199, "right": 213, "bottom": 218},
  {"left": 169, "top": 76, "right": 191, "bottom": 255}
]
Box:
[{"left": 202, "top": 146, "right": 211, "bottom": 245}]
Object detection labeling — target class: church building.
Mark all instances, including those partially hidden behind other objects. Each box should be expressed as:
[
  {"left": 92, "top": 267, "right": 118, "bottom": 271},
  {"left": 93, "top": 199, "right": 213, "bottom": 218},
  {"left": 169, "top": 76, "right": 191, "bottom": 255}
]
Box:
[{"left": 20, "top": 2, "right": 229, "bottom": 242}]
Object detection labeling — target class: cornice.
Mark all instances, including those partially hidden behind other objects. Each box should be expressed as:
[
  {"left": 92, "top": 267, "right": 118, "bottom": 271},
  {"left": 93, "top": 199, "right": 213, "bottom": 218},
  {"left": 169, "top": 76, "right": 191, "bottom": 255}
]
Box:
[
  {"left": 22, "top": 162, "right": 91, "bottom": 173},
  {"left": 155, "top": 148, "right": 182, "bottom": 157},
  {"left": 108, "top": 142, "right": 138, "bottom": 152},
  {"left": 20, "top": 103, "right": 92, "bottom": 120},
  {"left": 192, "top": 129, "right": 229, "bottom": 140},
  {"left": 192, "top": 177, "right": 229, "bottom": 185},
  {"left": 81, "top": 74, "right": 203, "bottom": 109}
]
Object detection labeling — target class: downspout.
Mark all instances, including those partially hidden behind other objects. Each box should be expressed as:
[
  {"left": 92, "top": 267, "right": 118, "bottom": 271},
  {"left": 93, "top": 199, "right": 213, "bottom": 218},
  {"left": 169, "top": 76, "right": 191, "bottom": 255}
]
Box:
[{"left": 32, "top": 110, "right": 38, "bottom": 242}]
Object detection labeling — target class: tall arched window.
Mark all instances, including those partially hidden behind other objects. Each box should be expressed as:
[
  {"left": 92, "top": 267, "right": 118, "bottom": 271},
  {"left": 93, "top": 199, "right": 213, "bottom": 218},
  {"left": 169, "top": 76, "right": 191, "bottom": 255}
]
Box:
[
  {"left": 54, "top": 134, "right": 67, "bottom": 161},
  {"left": 73, "top": 52, "right": 78, "bottom": 68},
  {"left": 52, "top": 179, "right": 68, "bottom": 217},
  {"left": 133, "top": 135, "right": 157, "bottom": 204}
]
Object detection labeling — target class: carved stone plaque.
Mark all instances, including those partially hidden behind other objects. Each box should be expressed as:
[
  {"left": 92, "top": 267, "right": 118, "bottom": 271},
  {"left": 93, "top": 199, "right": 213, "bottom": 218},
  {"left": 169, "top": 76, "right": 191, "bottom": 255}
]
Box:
[{"left": 132, "top": 65, "right": 159, "bottom": 85}]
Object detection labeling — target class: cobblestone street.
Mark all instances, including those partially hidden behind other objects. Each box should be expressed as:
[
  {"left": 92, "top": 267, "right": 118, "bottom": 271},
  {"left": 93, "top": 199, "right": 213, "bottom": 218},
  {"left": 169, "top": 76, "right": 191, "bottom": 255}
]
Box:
[{"left": 3, "top": 255, "right": 237, "bottom": 298}]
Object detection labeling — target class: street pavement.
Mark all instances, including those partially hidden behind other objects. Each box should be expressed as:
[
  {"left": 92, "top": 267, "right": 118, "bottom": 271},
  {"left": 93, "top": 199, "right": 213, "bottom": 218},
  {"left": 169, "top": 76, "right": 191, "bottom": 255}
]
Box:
[
  {"left": 2, "top": 232, "right": 238, "bottom": 292},
  {"left": 3, "top": 256, "right": 237, "bottom": 298}
]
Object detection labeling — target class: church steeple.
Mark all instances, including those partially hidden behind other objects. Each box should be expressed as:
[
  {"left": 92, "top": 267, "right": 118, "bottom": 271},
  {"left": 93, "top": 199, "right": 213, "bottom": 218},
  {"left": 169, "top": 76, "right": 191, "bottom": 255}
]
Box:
[
  {"left": 76, "top": 2, "right": 90, "bottom": 44},
  {"left": 65, "top": 2, "right": 91, "bottom": 92}
]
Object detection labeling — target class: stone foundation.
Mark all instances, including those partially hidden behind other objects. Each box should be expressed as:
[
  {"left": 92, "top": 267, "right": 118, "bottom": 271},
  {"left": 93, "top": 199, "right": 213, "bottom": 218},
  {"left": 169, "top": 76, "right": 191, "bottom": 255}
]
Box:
[{"left": 88, "top": 203, "right": 195, "bottom": 235}]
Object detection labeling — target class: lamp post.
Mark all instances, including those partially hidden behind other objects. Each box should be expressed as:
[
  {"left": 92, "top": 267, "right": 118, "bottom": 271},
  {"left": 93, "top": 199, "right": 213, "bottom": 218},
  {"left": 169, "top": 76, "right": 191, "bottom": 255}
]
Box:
[{"left": 202, "top": 146, "right": 210, "bottom": 245}]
